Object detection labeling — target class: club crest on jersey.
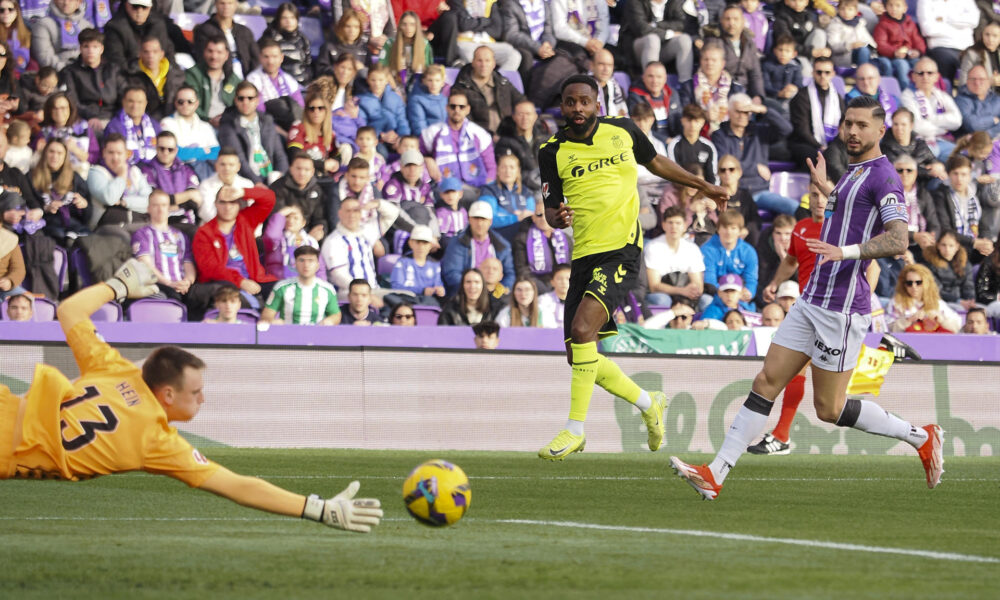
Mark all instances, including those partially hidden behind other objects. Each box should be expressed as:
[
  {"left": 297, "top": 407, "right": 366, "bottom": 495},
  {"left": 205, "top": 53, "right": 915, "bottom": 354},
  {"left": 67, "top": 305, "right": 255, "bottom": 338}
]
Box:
[
  {"left": 611, "top": 135, "right": 623, "bottom": 149},
  {"left": 850, "top": 167, "right": 867, "bottom": 181}
]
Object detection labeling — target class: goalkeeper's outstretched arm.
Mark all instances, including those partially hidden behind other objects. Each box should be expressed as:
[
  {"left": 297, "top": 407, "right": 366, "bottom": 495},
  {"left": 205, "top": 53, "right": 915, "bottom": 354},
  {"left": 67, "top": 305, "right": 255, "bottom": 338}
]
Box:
[
  {"left": 198, "top": 467, "right": 383, "bottom": 533},
  {"left": 57, "top": 259, "right": 160, "bottom": 336}
]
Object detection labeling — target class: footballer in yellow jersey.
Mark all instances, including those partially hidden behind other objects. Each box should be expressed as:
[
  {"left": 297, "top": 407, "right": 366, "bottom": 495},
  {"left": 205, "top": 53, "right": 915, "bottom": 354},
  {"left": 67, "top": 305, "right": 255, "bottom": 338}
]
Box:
[
  {"left": 536, "top": 75, "right": 729, "bottom": 461},
  {"left": 0, "top": 259, "right": 383, "bottom": 533}
]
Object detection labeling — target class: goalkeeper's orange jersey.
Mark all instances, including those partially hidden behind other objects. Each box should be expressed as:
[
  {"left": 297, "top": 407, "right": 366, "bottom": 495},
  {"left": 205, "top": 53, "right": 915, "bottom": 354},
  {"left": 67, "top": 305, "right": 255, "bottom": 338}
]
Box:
[{"left": 0, "top": 319, "right": 219, "bottom": 486}]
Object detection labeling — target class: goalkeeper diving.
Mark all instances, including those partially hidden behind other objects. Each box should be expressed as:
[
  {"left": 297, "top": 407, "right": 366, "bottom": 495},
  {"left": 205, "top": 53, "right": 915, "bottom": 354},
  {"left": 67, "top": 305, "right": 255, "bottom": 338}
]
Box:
[{"left": 0, "top": 259, "right": 382, "bottom": 533}]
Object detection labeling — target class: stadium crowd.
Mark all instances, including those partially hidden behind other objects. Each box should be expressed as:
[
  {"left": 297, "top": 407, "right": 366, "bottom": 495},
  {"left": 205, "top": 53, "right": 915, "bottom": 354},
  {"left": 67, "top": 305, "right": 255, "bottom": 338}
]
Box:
[{"left": 0, "top": 0, "right": 999, "bottom": 335}]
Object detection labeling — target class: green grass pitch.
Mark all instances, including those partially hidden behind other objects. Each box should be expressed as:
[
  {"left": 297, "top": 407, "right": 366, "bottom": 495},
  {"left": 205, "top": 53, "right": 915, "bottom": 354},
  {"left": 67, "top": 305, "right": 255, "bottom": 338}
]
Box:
[{"left": 2, "top": 450, "right": 998, "bottom": 599}]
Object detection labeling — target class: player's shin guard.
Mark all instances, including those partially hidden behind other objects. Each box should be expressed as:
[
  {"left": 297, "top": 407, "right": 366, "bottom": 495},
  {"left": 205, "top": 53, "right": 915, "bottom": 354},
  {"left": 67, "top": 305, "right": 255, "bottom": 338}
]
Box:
[
  {"left": 711, "top": 391, "right": 775, "bottom": 483},
  {"left": 771, "top": 374, "right": 806, "bottom": 443},
  {"left": 569, "top": 342, "right": 600, "bottom": 422},
  {"left": 835, "top": 398, "right": 929, "bottom": 449},
  {"left": 594, "top": 354, "right": 642, "bottom": 404}
]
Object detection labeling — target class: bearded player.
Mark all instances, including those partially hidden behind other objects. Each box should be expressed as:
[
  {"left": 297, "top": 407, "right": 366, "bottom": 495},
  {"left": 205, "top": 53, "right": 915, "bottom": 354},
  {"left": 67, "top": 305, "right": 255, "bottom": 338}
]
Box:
[
  {"left": 537, "top": 75, "right": 729, "bottom": 460},
  {"left": 670, "top": 96, "right": 943, "bottom": 499},
  {"left": 0, "top": 260, "right": 383, "bottom": 532}
]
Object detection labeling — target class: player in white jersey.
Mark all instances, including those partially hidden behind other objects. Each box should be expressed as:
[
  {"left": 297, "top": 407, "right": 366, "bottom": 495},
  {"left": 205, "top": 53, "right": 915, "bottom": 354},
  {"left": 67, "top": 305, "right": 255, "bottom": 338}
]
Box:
[{"left": 670, "top": 96, "right": 943, "bottom": 500}]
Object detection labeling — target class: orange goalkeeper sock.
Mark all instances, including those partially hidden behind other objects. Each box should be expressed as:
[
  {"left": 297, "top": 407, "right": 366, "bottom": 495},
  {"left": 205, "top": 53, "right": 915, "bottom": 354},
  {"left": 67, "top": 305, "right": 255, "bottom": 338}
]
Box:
[{"left": 772, "top": 374, "right": 806, "bottom": 443}]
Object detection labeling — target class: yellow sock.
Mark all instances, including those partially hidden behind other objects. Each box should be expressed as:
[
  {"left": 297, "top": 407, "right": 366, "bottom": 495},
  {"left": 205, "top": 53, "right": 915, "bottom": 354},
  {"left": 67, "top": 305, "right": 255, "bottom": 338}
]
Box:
[
  {"left": 569, "top": 342, "right": 600, "bottom": 422},
  {"left": 595, "top": 355, "right": 642, "bottom": 405}
]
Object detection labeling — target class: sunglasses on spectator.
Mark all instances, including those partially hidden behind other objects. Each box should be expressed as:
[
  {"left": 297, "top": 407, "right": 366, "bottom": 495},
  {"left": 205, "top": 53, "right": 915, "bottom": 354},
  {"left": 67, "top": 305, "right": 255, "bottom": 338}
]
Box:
[
  {"left": 237, "top": 95, "right": 258, "bottom": 101},
  {"left": 176, "top": 98, "right": 196, "bottom": 105},
  {"left": 896, "top": 167, "right": 914, "bottom": 173},
  {"left": 157, "top": 146, "right": 177, "bottom": 152},
  {"left": 913, "top": 71, "right": 936, "bottom": 76},
  {"left": 307, "top": 105, "right": 326, "bottom": 111},
  {"left": 814, "top": 70, "right": 833, "bottom": 75},
  {"left": 905, "top": 280, "right": 923, "bottom": 286},
  {"left": 0, "top": 7, "right": 15, "bottom": 13},
  {"left": 719, "top": 167, "right": 739, "bottom": 172},
  {"left": 448, "top": 103, "right": 468, "bottom": 110}
]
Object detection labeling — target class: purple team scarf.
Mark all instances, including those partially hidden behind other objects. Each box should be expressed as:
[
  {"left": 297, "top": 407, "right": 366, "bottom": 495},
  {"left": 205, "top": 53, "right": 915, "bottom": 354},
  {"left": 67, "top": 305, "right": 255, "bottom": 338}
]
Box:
[
  {"left": 527, "top": 226, "right": 570, "bottom": 274},
  {"left": 53, "top": 14, "right": 82, "bottom": 50}
]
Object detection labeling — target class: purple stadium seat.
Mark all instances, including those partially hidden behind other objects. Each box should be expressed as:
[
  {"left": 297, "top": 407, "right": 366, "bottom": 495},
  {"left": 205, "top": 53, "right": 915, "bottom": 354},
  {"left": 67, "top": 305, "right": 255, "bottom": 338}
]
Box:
[
  {"left": 127, "top": 298, "right": 188, "bottom": 323},
  {"left": 880, "top": 77, "right": 902, "bottom": 99},
  {"left": 500, "top": 70, "right": 524, "bottom": 94},
  {"left": 53, "top": 246, "right": 68, "bottom": 293},
  {"left": 378, "top": 254, "right": 401, "bottom": 277},
  {"left": 769, "top": 171, "right": 811, "bottom": 202},
  {"left": 300, "top": 17, "right": 323, "bottom": 58},
  {"left": 445, "top": 68, "right": 459, "bottom": 87},
  {"left": 233, "top": 14, "right": 267, "bottom": 38},
  {"left": 412, "top": 304, "right": 441, "bottom": 326},
  {"left": 92, "top": 302, "right": 124, "bottom": 322},
  {"left": 1, "top": 296, "right": 57, "bottom": 321}
]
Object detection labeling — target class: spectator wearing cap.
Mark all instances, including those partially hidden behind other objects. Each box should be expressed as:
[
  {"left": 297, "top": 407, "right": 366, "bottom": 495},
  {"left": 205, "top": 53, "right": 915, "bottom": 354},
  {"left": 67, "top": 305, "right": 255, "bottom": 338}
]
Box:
[
  {"left": 383, "top": 149, "right": 434, "bottom": 206},
  {"left": 701, "top": 273, "right": 746, "bottom": 321},
  {"left": 441, "top": 200, "right": 515, "bottom": 296},
  {"left": 435, "top": 177, "right": 469, "bottom": 247},
  {"left": 103, "top": 0, "right": 174, "bottom": 73},
  {"left": 420, "top": 88, "right": 496, "bottom": 205},
  {"left": 775, "top": 280, "right": 800, "bottom": 313},
  {"left": 390, "top": 225, "right": 446, "bottom": 305},
  {"left": 4, "top": 293, "right": 33, "bottom": 320},
  {"left": 31, "top": 0, "right": 93, "bottom": 72},
  {"left": 701, "top": 208, "right": 759, "bottom": 311},
  {"left": 270, "top": 152, "right": 327, "bottom": 241}
]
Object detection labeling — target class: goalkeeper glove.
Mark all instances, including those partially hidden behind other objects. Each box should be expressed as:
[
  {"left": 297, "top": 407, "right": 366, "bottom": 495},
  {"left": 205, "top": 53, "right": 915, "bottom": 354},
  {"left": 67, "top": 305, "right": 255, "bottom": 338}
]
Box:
[
  {"left": 302, "top": 481, "right": 383, "bottom": 533},
  {"left": 104, "top": 259, "right": 159, "bottom": 302}
]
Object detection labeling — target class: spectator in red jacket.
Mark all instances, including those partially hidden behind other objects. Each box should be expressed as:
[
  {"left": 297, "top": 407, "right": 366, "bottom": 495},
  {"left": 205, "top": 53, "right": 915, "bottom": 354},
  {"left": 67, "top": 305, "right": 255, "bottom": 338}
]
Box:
[
  {"left": 873, "top": 0, "right": 927, "bottom": 92},
  {"left": 189, "top": 185, "right": 278, "bottom": 318}
]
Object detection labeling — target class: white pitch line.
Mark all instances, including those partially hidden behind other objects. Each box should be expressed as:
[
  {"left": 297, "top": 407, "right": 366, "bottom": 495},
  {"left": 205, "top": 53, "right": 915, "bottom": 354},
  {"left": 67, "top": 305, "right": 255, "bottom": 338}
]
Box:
[
  {"left": 250, "top": 474, "right": 998, "bottom": 482},
  {"left": 5, "top": 515, "right": 997, "bottom": 564},
  {"left": 499, "top": 519, "right": 1000, "bottom": 564}
]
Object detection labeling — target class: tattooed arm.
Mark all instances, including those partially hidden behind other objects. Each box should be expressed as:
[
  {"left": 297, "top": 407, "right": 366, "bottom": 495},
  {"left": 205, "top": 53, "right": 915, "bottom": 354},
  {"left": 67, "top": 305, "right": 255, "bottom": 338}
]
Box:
[{"left": 805, "top": 220, "right": 909, "bottom": 265}]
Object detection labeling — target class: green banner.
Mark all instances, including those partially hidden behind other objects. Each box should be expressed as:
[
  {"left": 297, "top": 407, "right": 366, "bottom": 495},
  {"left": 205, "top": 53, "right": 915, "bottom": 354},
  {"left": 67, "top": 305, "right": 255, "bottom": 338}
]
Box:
[{"left": 601, "top": 323, "right": 751, "bottom": 356}]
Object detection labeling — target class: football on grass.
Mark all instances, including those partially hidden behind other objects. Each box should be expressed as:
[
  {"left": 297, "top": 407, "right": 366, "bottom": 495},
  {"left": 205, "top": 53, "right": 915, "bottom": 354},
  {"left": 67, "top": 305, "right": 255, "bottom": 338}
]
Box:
[{"left": 402, "top": 459, "right": 471, "bottom": 527}]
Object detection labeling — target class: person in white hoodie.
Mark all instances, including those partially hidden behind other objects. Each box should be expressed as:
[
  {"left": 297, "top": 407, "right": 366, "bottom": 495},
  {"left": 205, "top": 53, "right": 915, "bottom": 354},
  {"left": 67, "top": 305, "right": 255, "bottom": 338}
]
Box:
[
  {"left": 900, "top": 56, "right": 963, "bottom": 159},
  {"left": 917, "top": 0, "right": 979, "bottom": 82}
]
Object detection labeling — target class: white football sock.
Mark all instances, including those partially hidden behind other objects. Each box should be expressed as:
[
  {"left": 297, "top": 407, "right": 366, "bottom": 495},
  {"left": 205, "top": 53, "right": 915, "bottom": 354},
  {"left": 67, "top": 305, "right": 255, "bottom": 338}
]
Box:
[
  {"left": 565, "top": 419, "right": 585, "bottom": 436},
  {"left": 853, "top": 400, "right": 928, "bottom": 449},
  {"left": 634, "top": 390, "right": 652, "bottom": 412},
  {"left": 709, "top": 392, "right": 774, "bottom": 484}
]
